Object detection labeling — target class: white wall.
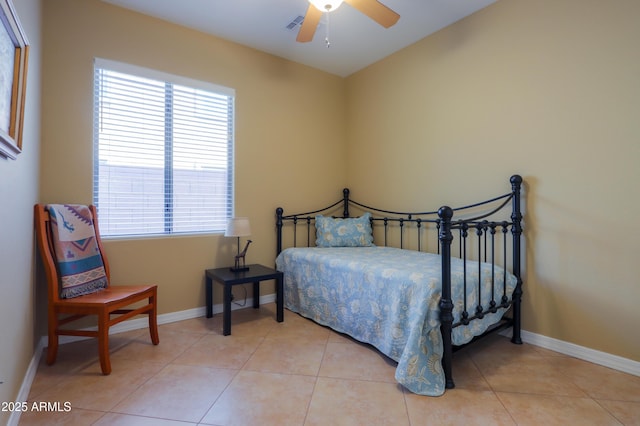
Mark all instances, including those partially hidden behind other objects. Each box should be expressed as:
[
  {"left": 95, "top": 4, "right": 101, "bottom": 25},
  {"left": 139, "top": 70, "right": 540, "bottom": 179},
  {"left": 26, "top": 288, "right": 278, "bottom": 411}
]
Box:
[{"left": 0, "top": 0, "right": 42, "bottom": 423}]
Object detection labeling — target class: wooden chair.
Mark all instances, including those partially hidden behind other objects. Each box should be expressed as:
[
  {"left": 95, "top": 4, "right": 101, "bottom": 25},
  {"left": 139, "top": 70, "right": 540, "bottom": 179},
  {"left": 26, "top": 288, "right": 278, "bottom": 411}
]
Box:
[{"left": 34, "top": 204, "right": 159, "bottom": 375}]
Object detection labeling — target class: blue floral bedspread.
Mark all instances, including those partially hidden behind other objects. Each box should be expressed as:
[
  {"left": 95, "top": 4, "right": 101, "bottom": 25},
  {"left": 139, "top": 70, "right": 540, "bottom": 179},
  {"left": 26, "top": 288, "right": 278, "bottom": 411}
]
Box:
[{"left": 275, "top": 246, "right": 517, "bottom": 396}]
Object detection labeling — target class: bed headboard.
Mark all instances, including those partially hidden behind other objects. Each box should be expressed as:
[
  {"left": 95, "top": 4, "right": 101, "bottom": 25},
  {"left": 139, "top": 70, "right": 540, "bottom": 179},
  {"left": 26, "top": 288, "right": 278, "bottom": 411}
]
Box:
[{"left": 276, "top": 175, "right": 523, "bottom": 263}]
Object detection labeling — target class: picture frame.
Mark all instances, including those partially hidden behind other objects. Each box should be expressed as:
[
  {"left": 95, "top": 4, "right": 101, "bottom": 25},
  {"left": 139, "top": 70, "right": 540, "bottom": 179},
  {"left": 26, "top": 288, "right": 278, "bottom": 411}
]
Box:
[{"left": 0, "top": 0, "right": 29, "bottom": 160}]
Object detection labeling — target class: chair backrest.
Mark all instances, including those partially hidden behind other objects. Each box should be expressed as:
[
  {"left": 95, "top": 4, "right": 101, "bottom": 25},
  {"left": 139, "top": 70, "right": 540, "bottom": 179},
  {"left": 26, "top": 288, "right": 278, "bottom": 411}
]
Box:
[{"left": 34, "top": 204, "right": 111, "bottom": 302}]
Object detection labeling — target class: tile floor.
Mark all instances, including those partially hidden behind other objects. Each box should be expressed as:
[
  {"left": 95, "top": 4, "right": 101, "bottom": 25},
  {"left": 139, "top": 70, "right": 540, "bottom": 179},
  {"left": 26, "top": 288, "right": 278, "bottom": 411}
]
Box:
[{"left": 20, "top": 303, "right": 640, "bottom": 425}]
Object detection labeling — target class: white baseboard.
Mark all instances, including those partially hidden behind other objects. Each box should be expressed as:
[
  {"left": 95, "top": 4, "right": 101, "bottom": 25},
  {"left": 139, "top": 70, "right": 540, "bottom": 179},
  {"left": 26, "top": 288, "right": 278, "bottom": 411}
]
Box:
[
  {"left": 500, "top": 329, "right": 639, "bottom": 377},
  {"left": 520, "top": 329, "right": 640, "bottom": 376},
  {"left": 8, "top": 339, "right": 46, "bottom": 426}
]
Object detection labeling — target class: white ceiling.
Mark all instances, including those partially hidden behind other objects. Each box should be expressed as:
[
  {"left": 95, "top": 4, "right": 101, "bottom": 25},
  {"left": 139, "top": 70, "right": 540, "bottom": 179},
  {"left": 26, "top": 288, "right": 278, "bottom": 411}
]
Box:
[{"left": 101, "top": 0, "right": 496, "bottom": 77}]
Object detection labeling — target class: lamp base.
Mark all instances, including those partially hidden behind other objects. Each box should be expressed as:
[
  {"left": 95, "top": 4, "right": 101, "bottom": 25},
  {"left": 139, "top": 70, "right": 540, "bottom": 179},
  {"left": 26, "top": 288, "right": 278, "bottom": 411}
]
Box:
[{"left": 229, "top": 266, "right": 249, "bottom": 273}]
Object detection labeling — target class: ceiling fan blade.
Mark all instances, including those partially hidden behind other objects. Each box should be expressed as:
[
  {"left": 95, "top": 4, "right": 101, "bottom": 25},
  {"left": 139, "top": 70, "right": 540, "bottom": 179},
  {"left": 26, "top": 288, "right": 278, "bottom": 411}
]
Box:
[
  {"left": 297, "top": 4, "right": 323, "bottom": 42},
  {"left": 344, "top": 0, "right": 400, "bottom": 28}
]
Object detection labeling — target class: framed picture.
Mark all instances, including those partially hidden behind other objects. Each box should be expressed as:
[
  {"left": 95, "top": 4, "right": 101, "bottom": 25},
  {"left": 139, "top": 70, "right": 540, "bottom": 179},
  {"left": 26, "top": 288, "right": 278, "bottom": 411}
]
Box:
[{"left": 0, "top": 0, "right": 29, "bottom": 160}]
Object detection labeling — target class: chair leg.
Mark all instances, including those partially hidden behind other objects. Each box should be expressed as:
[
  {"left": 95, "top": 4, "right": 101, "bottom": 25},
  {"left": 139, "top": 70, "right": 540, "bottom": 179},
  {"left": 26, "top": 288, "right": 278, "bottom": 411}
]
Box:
[
  {"left": 46, "top": 310, "right": 59, "bottom": 366},
  {"left": 97, "top": 316, "right": 111, "bottom": 375},
  {"left": 149, "top": 315, "right": 159, "bottom": 345},
  {"left": 149, "top": 293, "right": 159, "bottom": 345}
]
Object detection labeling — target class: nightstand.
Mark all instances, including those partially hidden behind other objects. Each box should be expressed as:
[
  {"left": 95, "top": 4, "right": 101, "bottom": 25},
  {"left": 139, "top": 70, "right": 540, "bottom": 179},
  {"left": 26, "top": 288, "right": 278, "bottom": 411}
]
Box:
[{"left": 205, "top": 264, "right": 283, "bottom": 335}]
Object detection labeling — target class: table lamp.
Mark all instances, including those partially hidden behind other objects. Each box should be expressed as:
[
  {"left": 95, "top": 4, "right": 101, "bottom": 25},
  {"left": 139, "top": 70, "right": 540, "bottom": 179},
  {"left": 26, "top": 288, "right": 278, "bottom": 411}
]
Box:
[{"left": 225, "top": 217, "right": 252, "bottom": 272}]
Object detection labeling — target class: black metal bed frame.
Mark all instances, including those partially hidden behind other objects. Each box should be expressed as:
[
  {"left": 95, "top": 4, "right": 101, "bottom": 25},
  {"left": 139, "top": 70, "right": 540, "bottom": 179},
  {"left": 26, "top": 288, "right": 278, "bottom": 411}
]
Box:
[{"left": 275, "top": 175, "right": 523, "bottom": 390}]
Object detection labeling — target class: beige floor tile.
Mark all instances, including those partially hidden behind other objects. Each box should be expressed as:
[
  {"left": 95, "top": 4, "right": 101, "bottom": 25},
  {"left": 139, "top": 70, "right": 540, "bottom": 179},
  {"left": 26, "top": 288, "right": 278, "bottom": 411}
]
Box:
[
  {"left": 449, "top": 352, "right": 492, "bottom": 391},
  {"left": 477, "top": 356, "right": 588, "bottom": 397},
  {"left": 108, "top": 327, "right": 150, "bottom": 344},
  {"left": 201, "top": 370, "right": 316, "bottom": 425},
  {"left": 17, "top": 407, "right": 106, "bottom": 426},
  {"left": 110, "top": 329, "right": 201, "bottom": 365},
  {"left": 200, "top": 303, "right": 282, "bottom": 337},
  {"left": 111, "top": 364, "right": 236, "bottom": 423},
  {"left": 405, "top": 389, "right": 516, "bottom": 425},
  {"left": 28, "top": 330, "right": 153, "bottom": 399},
  {"left": 318, "top": 341, "right": 397, "bottom": 383},
  {"left": 172, "top": 334, "right": 264, "bottom": 369},
  {"left": 327, "top": 329, "right": 356, "bottom": 344},
  {"left": 266, "top": 311, "right": 331, "bottom": 341},
  {"left": 305, "top": 377, "right": 409, "bottom": 426},
  {"left": 159, "top": 316, "right": 219, "bottom": 335},
  {"left": 244, "top": 336, "right": 326, "bottom": 376},
  {"left": 27, "top": 349, "right": 94, "bottom": 400},
  {"left": 498, "top": 392, "right": 623, "bottom": 426},
  {"left": 468, "top": 335, "right": 548, "bottom": 369},
  {"left": 552, "top": 357, "right": 640, "bottom": 402},
  {"left": 597, "top": 399, "right": 640, "bottom": 426},
  {"left": 528, "top": 344, "right": 572, "bottom": 358},
  {"left": 21, "top": 308, "right": 638, "bottom": 426},
  {"left": 36, "top": 338, "right": 106, "bottom": 371},
  {"left": 93, "top": 412, "right": 198, "bottom": 425},
  {"left": 32, "top": 358, "right": 166, "bottom": 412},
  {"left": 230, "top": 303, "right": 277, "bottom": 320},
  {"left": 216, "top": 311, "right": 280, "bottom": 338}
]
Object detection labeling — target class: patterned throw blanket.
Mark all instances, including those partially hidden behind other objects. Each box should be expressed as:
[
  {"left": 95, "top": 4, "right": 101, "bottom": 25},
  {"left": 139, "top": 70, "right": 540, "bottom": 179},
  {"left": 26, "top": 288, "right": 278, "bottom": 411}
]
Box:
[
  {"left": 277, "top": 246, "right": 517, "bottom": 396},
  {"left": 47, "top": 205, "right": 108, "bottom": 298}
]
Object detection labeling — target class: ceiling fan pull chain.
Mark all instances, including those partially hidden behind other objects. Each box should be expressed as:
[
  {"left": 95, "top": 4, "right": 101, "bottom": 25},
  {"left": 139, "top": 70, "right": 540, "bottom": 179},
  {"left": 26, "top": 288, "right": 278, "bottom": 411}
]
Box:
[{"left": 325, "top": 10, "right": 331, "bottom": 48}]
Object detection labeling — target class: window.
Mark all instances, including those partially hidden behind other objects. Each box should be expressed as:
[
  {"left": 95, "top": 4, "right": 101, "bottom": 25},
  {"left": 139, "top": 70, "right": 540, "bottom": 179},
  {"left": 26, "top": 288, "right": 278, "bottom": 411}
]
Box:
[{"left": 93, "top": 59, "right": 235, "bottom": 237}]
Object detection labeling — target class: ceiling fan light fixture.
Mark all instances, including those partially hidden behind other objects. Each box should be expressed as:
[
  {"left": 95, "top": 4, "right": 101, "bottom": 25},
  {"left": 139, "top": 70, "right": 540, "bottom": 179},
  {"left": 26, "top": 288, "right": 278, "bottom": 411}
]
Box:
[{"left": 308, "top": 0, "right": 344, "bottom": 13}]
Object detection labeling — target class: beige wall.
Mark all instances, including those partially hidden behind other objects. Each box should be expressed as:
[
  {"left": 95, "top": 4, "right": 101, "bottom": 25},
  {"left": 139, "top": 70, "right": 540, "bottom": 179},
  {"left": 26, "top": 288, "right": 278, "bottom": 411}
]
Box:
[
  {"left": 39, "top": 0, "right": 347, "bottom": 327},
  {"left": 346, "top": 0, "right": 640, "bottom": 361},
  {"left": 0, "top": 0, "right": 41, "bottom": 421}
]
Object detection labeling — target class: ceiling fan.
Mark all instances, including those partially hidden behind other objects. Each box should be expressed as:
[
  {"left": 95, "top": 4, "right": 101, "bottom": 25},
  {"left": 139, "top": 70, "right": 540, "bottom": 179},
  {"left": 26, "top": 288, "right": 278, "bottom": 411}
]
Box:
[{"left": 297, "top": 0, "right": 400, "bottom": 43}]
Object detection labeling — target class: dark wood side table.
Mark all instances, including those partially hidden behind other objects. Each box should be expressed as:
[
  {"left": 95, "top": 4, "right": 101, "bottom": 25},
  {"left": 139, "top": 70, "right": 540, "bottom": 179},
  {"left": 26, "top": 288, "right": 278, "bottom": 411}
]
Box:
[{"left": 205, "top": 264, "right": 283, "bottom": 335}]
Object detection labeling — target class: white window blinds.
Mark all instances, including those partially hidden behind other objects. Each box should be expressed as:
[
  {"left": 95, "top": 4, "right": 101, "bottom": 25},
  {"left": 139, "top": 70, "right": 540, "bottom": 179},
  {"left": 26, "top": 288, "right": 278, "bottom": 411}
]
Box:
[{"left": 92, "top": 58, "right": 235, "bottom": 237}]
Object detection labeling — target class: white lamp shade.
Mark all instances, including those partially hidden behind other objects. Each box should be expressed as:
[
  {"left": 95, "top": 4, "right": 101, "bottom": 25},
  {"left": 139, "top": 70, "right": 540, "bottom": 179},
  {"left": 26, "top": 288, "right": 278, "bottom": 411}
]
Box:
[
  {"left": 224, "top": 217, "right": 251, "bottom": 237},
  {"left": 309, "top": 0, "right": 344, "bottom": 12}
]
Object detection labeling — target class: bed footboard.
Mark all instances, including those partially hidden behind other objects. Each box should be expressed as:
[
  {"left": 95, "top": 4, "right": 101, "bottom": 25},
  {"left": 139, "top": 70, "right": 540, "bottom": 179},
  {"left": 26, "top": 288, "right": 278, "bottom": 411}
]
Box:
[
  {"left": 438, "top": 175, "right": 523, "bottom": 388},
  {"left": 275, "top": 175, "right": 524, "bottom": 392}
]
